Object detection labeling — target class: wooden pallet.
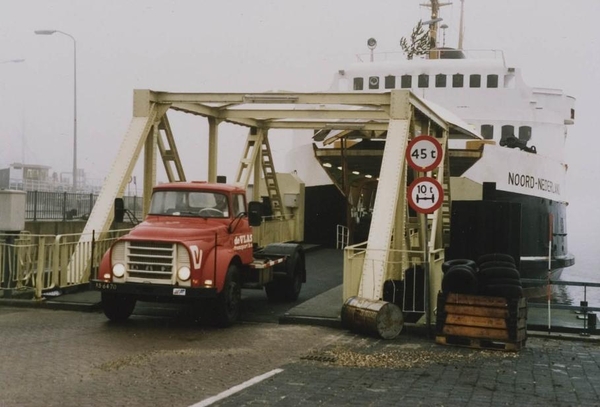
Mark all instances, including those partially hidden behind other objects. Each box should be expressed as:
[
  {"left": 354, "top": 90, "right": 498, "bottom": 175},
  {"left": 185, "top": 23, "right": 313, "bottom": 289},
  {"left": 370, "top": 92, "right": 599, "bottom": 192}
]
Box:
[
  {"left": 436, "top": 292, "right": 527, "bottom": 352},
  {"left": 435, "top": 334, "right": 526, "bottom": 351}
]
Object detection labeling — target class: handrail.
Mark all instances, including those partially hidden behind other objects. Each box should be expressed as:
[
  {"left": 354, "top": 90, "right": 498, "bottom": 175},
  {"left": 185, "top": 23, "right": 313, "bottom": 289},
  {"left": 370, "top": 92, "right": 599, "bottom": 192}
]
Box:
[{"left": 0, "top": 229, "right": 131, "bottom": 298}]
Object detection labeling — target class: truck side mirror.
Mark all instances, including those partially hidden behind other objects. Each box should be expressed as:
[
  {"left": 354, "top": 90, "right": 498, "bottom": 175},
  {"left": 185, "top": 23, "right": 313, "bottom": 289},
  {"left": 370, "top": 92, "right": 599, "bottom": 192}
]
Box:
[
  {"left": 114, "top": 198, "right": 125, "bottom": 223},
  {"left": 248, "top": 201, "right": 262, "bottom": 227}
]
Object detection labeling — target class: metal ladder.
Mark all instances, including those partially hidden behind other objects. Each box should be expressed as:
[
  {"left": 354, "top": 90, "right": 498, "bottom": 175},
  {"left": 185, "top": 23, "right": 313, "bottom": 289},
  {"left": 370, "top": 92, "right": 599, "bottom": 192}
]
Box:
[
  {"left": 235, "top": 128, "right": 284, "bottom": 218},
  {"left": 156, "top": 114, "right": 185, "bottom": 182}
]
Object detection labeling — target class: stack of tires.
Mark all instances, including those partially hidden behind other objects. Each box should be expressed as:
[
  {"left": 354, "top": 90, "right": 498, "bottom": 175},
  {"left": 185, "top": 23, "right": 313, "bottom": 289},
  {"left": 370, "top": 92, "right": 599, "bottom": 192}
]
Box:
[
  {"left": 441, "top": 253, "right": 523, "bottom": 299},
  {"left": 477, "top": 253, "right": 523, "bottom": 299},
  {"left": 441, "top": 259, "right": 478, "bottom": 295}
]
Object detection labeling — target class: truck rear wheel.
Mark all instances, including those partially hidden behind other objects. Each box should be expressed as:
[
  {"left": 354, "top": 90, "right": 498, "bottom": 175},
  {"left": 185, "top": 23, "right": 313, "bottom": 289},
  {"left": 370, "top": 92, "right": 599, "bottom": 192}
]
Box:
[
  {"left": 215, "top": 265, "right": 241, "bottom": 327},
  {"left": 265, "top": 252, "right": 303, "bottom": 302},
  {"left": 101, "top": 292, "right": 136, "bottom": 322}
]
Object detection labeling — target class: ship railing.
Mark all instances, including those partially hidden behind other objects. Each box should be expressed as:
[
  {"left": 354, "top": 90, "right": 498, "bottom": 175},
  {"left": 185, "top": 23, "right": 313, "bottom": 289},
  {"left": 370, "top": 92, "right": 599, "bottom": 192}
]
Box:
[
  {"left": 522, "top": 278, "right": 600, "bottom": 335},
  {"left": 343, "top": 242, "right": 442, "bottom": 315},
  {"left": 0, "top": 229, "right": 130, "bottom": 299},
  {"left": 355, "top": 49, "right": 506, "bottom": 65}
]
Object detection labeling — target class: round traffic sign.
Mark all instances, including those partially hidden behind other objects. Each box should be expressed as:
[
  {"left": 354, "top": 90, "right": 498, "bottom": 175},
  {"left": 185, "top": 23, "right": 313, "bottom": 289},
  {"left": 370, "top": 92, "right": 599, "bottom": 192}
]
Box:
[
  {"left": 405, "top": 135, "right": 443, "bottom": 172},
  {"left": 408, "top": 177, "right": 444, "bottom": 214}
]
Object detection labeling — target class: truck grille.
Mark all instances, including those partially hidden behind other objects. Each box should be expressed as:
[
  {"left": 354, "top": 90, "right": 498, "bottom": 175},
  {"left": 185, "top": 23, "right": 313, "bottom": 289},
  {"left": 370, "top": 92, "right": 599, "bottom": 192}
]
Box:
[{"left": 127, "top": 241, "right": 175, "bottom": 281}]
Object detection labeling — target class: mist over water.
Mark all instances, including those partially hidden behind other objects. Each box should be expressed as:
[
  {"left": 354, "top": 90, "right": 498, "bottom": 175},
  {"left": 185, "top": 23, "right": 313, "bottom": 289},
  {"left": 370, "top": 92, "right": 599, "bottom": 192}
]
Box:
[{"left": 556, "top": 204, "right": 600, "bottom": 307}]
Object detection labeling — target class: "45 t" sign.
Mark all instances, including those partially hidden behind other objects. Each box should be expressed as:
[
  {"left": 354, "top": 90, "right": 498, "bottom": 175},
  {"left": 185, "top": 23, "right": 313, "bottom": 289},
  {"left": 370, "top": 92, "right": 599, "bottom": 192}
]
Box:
[{"left": 405, "top": 135, "right": 443, "bottom": 172}]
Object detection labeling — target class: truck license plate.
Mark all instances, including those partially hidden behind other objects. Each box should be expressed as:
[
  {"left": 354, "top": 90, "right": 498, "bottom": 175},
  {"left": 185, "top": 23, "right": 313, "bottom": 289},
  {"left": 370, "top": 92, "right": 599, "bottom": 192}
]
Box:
[
  {"left": 94, "top": 282, "right": 117, "bottom": 290},
  {"left": 173, "top": 288, "right": 186, "bottom": 296}
]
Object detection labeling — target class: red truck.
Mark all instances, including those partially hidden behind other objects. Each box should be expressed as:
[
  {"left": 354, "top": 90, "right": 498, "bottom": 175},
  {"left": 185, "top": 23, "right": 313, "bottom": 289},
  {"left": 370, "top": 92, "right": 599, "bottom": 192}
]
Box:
[{"left": 91, "top": 181, "right": 306, "bottom": 326}]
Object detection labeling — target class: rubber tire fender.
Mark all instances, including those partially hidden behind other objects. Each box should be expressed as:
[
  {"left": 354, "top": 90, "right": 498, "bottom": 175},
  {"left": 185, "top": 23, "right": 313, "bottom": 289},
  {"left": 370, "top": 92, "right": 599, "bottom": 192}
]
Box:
[
  {"left": 480, "top": 277, "right": 522, "bottom": 287},
  {"left": 483, "top": 284, "right": 523, "bottom": 299},
  {"left": 479, "top": 266, "right": 520, "bottom": 280},
  {"left": 479, "top": 261, "right": 517, "bottom": 271},
  {"left": 442, "top": 259, "right": 477, "bottom": 274},
  {"left": 477, "top": 253, "right": 515, "bottom": 266},
  {"left": 441, "top": 265, "right": 478, "bottom": 294}
]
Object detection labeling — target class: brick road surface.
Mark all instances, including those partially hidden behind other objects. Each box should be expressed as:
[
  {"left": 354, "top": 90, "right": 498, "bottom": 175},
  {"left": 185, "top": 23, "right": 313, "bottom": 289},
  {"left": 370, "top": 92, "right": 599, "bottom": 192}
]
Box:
[{"left": 2, "top": 305, "right": 600, "bottom": 407}]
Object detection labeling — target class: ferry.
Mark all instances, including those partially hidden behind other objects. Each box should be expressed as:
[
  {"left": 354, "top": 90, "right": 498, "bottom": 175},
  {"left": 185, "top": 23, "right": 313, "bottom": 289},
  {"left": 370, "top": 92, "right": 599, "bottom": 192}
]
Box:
[{"left": 286, "top": 0, "right": 575, "bottom": 280}]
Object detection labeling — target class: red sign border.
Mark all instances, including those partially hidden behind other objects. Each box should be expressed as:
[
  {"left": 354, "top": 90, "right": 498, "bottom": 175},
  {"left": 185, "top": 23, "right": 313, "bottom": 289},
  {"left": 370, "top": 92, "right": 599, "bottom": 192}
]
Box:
[
  {"left": 407, "top": 177, "right": 444, "bottom": 214},
  {"left": 405, "top": 135, "right": 443, "bottom": 172}
]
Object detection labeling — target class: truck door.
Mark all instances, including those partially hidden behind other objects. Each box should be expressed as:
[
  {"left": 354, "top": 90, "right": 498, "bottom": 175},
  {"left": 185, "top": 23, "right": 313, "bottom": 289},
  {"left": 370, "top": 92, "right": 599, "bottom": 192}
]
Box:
[{"left": 231, "top": 193, "right": 254, "bottom": 263}]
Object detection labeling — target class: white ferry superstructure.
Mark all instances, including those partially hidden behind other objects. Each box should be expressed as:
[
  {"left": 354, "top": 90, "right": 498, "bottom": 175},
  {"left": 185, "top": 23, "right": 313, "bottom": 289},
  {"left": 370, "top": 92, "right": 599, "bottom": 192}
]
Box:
[{"left": 287, "top": 11, "right": 575, "bottom": 280}]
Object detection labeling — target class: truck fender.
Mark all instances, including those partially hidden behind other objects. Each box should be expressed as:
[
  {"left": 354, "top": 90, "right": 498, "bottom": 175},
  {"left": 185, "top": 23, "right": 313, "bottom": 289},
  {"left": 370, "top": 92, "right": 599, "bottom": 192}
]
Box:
[
  {"left": 203, "top": 247, "right": 241, "bottom": 292},
  {"left": 260, "top": 243, "right": 306, "bottom": 283},
  {"left": 97, "top": 250, "right": 111, "bottom": 280}
]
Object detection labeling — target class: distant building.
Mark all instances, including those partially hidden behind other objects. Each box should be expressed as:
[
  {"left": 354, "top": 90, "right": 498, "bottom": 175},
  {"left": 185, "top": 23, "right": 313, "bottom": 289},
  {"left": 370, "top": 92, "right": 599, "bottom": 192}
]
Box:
[{"left": 0, "top": 163, "right": 102, "bottom": 193}]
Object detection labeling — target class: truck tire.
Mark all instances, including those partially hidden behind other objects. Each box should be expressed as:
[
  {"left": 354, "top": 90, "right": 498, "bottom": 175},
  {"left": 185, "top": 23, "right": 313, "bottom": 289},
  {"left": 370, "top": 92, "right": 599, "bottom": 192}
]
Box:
[
  {"left": 265, "top": 251, "right": 304, "bottom": 302},
  {"left": 215, "top": 265, "right": 241, "bottom": 327},
  {"left": 101, "top": 292, "right": 136, "bottom": 322}
]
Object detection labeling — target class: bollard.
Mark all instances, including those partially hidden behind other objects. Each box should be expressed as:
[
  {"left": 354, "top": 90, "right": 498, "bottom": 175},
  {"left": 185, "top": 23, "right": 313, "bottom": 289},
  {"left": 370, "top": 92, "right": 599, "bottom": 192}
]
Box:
[{"left": 588, "top": 313, "right": 597, "bottom": 334}]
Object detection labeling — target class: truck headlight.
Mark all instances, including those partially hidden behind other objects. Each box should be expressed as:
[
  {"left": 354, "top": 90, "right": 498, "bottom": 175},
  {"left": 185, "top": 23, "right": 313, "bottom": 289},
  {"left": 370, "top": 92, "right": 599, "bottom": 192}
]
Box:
[
  {"left": 112, "top": 263, "right": 126, "bottom": 278},
  {"left": 177, "top": 266, "right": 191, "bottom": 281}
]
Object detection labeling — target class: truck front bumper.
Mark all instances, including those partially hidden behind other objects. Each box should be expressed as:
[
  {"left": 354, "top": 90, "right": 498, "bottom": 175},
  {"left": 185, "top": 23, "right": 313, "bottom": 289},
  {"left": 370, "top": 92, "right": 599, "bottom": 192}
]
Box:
[{"left": 90, "top": 279, "right": 218, "bottom": 299}]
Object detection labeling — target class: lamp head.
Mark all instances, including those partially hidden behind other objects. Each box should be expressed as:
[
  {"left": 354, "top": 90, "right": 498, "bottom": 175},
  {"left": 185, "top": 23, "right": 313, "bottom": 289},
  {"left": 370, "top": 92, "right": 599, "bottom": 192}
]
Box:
[{"left": 34, "top": 30, "right": 57, "bottom": 35}]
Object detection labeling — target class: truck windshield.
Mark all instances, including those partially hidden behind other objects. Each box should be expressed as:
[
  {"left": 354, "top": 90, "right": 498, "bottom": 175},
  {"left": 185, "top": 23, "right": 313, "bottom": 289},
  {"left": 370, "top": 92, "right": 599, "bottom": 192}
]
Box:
[{"left": 149, "top": 190, "right": 229, "bottom": 218}]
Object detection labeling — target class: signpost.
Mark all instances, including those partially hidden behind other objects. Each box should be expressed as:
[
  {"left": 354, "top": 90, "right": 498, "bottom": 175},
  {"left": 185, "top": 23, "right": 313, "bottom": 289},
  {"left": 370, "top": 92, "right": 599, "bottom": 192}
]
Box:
[{"left": 405, "top": 134, "right": 444, "bottom": 335}]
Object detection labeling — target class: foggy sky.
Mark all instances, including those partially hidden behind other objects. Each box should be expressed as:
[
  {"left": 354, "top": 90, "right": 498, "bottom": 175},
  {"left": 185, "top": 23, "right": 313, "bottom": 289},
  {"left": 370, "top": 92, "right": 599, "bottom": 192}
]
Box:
[{"left": 1, "top": 0, "right": 599, "bottom": 270}]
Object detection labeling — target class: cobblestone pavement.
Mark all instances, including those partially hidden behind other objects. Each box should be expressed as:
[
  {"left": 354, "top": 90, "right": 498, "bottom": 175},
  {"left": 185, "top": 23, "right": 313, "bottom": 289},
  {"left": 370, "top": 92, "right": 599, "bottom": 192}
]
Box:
[
  {"left": 215, "top": 330, "right": 600, "bottom": 407},
  {"left": 2, "top": 306, "right": 600, "bottom": 407}
]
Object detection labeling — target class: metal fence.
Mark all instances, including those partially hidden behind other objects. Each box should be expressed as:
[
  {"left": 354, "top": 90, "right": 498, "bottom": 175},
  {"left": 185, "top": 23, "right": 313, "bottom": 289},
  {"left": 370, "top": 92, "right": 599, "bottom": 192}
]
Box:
[
  {"left": 0, "top": 229, "right": 131, "bottom": 298},
  {"left": 25, "top": 191, "right": 142, "bottom": 221}
]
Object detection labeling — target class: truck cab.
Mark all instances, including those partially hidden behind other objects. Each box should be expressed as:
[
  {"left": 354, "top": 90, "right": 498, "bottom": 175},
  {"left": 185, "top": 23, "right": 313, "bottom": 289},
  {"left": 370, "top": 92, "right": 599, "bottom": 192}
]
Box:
[{"left": 92, "top": 182, "right": 306, "bottom": 326}]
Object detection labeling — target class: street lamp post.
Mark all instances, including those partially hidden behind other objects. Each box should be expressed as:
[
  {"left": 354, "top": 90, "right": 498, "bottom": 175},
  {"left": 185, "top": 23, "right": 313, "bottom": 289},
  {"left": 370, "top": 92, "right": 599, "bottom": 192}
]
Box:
[{"left": 35, "top": 29, "right": 77, "bottom": 192}]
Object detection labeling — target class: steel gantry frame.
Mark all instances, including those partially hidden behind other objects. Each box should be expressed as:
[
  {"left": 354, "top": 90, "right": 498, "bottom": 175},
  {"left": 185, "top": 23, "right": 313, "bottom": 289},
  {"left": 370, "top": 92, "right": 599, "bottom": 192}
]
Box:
[{"left": 77, "top": 89, "right": 479, "bottom": 302}]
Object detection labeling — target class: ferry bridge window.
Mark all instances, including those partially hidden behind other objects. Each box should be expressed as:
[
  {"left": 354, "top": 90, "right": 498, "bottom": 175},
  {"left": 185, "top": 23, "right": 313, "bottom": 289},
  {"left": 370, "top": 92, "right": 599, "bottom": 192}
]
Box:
[
  {"left": 487, "top": 74, "right": 499, "bottom": 88},
  {"left": 481, "top": 124, "right": 494, "bottom": 140},
  {"left": 418, "top": 74, "right": 429, "bottom": 88},
  {"left": 470, "top": 74, "right": 481, "bottom": 88},
  {"left": 369, "top": 76, "right": 380, "bottom": 89},
  {"left": 384, "top": 75, "right": 396, "bottom": 89},
  {"left": 435, "top": 74, "right": 447, "bottom": 88},
  {"left": 353, "top": 77, "right": 364, "bottom": 91},
  {"left": 401, "top": 75, "right": 412, "bottom": 88},
  {"left": 518, "top": 126, "right": 532, "bottom": 142},
  {"left": 452, "top": 74, "right": 464, "bottom": 88},
  {"left": 504, "top": 73, "right": 516, "bottom": 89},
  {"left": 501, "top": 125, "right": 514, "bottom": 144}
]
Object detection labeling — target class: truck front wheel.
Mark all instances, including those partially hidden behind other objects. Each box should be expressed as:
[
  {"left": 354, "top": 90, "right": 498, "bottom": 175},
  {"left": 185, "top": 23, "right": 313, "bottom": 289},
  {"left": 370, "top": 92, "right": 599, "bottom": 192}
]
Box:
[
  {"left": 215, "top": 265, "right": 241, "bottom": 327},
  {"left": 101, "top": 292, "right": 136, "bottom": 322}
]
